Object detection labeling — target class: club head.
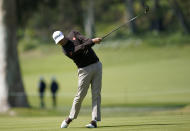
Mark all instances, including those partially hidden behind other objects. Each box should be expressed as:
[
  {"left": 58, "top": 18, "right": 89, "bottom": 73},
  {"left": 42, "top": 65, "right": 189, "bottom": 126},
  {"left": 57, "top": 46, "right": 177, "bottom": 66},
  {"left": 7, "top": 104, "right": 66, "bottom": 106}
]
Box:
[{"left": 144, "top": 5, "right": 149, "bottom": 14}]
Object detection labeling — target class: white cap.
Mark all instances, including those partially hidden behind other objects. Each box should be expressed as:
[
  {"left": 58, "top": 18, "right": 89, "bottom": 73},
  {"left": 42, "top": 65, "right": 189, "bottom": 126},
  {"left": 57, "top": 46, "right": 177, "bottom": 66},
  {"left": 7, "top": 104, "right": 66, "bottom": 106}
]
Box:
[{"left": 52, "top": 31, "right": 64, "bottom": 44}]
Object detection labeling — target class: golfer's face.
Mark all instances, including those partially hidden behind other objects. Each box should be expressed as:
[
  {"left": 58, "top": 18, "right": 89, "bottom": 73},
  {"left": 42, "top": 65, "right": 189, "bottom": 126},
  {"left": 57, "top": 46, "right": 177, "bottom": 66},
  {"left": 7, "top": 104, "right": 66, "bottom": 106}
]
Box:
[{"left": 58, "top": 38, "right": 67, "bottom": 46}]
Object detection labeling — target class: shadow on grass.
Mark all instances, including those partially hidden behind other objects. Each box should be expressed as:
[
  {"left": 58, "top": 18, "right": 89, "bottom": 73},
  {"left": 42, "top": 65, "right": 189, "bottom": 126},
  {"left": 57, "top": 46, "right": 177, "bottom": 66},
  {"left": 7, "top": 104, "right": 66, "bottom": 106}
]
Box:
[
  {"left": 99, "top": 123, "right": 181, "bottom": 128},
  {"left": 73, "top": 123, "right": 182, "bottom": 129}
]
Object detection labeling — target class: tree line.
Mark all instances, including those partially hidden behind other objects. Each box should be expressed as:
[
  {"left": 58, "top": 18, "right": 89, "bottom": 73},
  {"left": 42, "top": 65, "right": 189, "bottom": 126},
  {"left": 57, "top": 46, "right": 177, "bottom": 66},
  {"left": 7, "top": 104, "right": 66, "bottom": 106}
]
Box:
[{"left": 16, "top": 0, "right": 190, "bottom": 41}]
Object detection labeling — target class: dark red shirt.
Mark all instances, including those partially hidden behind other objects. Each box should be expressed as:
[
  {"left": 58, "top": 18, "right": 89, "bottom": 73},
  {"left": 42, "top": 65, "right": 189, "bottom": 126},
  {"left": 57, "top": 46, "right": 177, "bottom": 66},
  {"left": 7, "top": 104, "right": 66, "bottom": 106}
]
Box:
[{"left": 62, "top": 30, "right": 99, "bottom": 68}]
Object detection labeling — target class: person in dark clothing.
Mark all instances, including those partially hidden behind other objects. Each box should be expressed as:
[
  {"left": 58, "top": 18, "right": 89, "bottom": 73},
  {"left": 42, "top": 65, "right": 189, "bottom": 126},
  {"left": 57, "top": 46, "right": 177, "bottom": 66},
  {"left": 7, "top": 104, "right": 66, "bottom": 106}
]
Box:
[
  {"left": 61, "top": 31, "right": 99, "bottom": 68},
  {"left": 38, "top": 77, "right": 46, "bottom": 108},
  {"left": 50, "top": 77, "right": 59, "bottom": 108},
  {"left": 52, "top": 30, "right": 102, "bottom": 128}
]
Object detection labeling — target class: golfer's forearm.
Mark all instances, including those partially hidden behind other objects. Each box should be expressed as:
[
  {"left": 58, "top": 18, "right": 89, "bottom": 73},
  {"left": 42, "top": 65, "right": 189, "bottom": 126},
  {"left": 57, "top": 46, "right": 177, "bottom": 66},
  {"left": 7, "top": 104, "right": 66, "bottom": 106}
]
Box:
[
  {"left": 75, "top": 31, "right": 94, "bottom": 46},
  {"left": 66, "top": 41, "right": 93, "bottom": 57},
  {"left": 65, "top": 39, "right": 94, "bottom": 57},
  {"left": 74, "top": 40, "right": 94, "bottom": 51},
  {"left": 83, "top": 39, "right": 95, "bottom": 47}
]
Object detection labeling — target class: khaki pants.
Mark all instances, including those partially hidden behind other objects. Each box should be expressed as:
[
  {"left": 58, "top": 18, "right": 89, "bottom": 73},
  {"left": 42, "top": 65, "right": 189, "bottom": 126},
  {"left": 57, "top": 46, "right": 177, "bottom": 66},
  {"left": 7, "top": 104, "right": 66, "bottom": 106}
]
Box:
[{"left": 69, "top": 61, "right": 102, "bottom": 121}]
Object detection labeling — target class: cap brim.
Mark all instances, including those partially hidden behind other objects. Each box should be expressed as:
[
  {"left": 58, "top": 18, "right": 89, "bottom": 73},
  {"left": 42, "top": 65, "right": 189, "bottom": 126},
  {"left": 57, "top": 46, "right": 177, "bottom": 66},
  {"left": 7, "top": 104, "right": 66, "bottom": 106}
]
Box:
[{"left": 55, "top": 35, "right": 64, "bottom": 44}]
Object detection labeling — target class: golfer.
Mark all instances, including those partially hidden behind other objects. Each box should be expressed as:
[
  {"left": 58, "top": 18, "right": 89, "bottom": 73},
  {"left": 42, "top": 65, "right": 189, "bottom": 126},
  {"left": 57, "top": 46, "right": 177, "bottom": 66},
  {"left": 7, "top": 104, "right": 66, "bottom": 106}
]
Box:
[{"left": 52, "top": 30, "right": 102, "bottom": 128}]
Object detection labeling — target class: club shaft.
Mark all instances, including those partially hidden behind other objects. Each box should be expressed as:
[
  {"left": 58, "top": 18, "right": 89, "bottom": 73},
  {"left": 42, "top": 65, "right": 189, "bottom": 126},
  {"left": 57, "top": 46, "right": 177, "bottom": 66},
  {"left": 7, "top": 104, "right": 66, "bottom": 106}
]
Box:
[{"left": 102, "top": 13, "right": 144, "bottom": 40}]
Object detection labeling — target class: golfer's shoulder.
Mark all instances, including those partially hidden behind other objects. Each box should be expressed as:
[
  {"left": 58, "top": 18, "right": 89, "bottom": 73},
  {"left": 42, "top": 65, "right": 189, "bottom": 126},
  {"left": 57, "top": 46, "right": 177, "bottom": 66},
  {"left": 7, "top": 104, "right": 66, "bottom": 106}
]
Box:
[
  {"left": 69, "top": 30, "right": 81, "bottom": 35},
  {"left": 68, "top": 30, "right": 84, "bottom": 40}
]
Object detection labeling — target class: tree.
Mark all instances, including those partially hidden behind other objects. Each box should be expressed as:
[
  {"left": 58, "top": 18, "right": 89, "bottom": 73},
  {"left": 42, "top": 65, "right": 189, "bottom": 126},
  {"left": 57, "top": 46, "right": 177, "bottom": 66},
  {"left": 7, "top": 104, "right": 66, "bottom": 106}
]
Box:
[
  {"left": 16, "top": 0, "right": 57, "bottom": 27},
  {"left": 0, "top": 0, "right": 29, "bottom": 112},
  {"left": 84, "top": 0, "right": 95, "bottom": 38},
  {"left": 57, "top": 0, "right": 83, "bottom": 33},
  {"left": 169, "top": 0, "right": 190, "bottom": 33},
  {"left": 140, "top": 0, "right": 146, "bottom": 8},
  {"left": 125, "top": 0, "right": 137, "bottom": 34},
  {"left": 151, "top": 0, "right": 164, "bottom": 32}
]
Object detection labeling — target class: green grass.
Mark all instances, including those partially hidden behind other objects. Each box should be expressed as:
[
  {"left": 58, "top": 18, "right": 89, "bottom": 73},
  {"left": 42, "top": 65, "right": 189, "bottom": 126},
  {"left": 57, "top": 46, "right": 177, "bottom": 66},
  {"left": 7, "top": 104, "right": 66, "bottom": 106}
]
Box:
[
  {"left": 19, "top": 43, "right": 190, "bottom": 108},
  {"left": 1, "top": 108, "right": 190, "bottom": 131},
  {"left": 2, "top": 40, "right": 189, "bottom": 130}
]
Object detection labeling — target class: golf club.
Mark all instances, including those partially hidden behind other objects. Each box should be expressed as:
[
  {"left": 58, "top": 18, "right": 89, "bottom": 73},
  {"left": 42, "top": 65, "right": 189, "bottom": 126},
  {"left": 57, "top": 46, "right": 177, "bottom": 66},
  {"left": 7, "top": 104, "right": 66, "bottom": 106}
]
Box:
[{"left": 101, "top": 6, "right": 149, "bottom": 40}]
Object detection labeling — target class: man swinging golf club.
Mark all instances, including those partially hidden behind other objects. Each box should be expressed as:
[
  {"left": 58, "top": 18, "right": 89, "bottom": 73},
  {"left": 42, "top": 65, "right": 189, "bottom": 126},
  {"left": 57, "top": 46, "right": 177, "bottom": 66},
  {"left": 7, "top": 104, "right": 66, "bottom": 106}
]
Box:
[{"left": 52, "top": 30, "right": 102, "bottom": 128}]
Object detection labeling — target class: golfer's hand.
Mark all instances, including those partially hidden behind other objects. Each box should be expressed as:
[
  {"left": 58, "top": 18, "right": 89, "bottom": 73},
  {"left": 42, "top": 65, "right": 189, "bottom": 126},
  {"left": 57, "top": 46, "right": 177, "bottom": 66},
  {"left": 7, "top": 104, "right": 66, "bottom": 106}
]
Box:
[{"left": 92, "top": 38, "right": 102, "bottom": 44}]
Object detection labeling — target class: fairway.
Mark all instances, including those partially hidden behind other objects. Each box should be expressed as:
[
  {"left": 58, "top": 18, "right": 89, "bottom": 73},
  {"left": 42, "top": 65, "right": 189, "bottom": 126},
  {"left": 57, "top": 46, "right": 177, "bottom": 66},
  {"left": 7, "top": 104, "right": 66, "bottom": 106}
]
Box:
[
  {"left": 1, "top": 110, "right": 190, "bottom": 131},
  {"left": 1, "top": 43, "right": 190, "bottom": 131},
  {"left": 20, "top": 44, "right": 190, "bottom": 108}
]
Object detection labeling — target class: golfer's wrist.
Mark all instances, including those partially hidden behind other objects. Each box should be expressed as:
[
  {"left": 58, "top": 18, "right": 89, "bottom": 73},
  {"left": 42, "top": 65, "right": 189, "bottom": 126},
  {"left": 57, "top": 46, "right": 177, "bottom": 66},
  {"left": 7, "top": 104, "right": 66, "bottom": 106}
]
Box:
[
  {"left": 92, "top": 38, "right": 97, "bottom": 43},
  {"left": 92, "top": 38, "right": 102, "bottom": 43}
]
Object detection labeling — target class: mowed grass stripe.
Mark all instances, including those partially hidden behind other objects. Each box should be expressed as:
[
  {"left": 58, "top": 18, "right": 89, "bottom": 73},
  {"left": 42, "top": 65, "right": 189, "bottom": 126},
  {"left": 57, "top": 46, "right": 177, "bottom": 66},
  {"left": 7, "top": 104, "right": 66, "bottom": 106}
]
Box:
[
  {"left": 1, "top": 114, "right": 190, "bottom": 131},
  {"left": 21, "top": 46, "right": 190, "bottom": 108}
]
